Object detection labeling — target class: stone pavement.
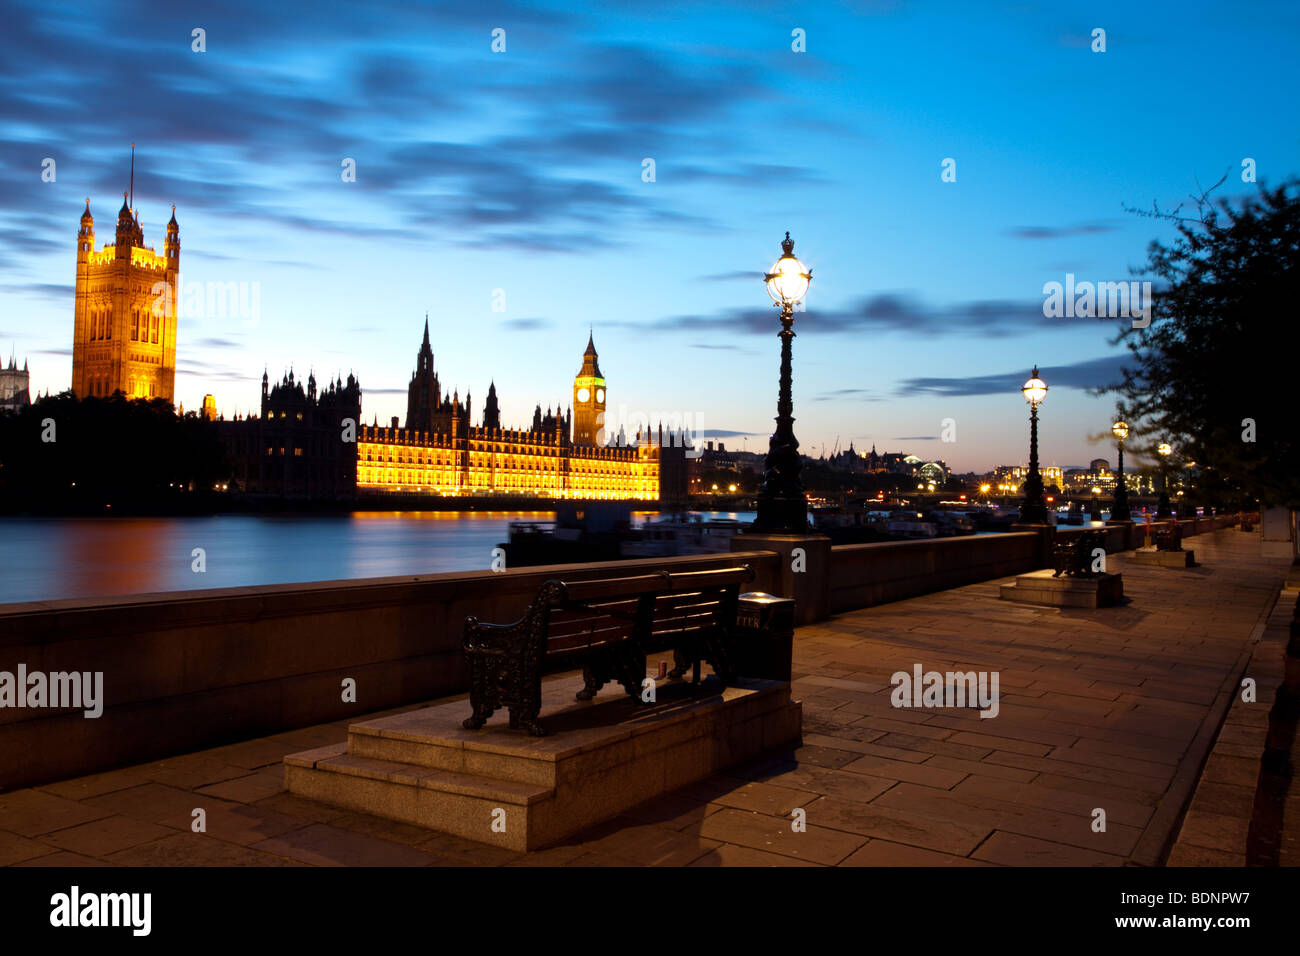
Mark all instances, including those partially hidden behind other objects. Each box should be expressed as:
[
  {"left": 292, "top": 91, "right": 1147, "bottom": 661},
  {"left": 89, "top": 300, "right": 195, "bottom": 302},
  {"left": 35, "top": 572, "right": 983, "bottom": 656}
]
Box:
[{"left": 0, "top": 527, "right": 1290, "bottom": 867}]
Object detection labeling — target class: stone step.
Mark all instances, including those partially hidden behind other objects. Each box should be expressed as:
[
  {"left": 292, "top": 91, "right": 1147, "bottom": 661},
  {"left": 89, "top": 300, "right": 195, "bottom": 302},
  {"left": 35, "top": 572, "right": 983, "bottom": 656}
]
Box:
[
  {"left": 346, "top": 723, "right": 562, "bottom": 788},
  {"left": 284, "top": 676, "right": 802, "bottom": 851},
  {"left": 284, "top": 745, "right": 554, "bottom": 850},
  {"left": 999, "top": 570, "right": 1124, "bottom": 608}
]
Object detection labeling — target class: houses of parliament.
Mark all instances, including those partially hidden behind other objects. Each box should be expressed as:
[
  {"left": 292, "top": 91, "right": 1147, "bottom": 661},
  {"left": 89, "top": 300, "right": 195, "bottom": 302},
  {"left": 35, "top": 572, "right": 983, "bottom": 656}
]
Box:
[
  {"left": 65, "top": 169, "right": 673, "bottom": 502},
  {"left": 351, "top": 322, "right": 666, "bottom": 500},
  {"left": 220, "top": 322, "right": 679, "bottom": 502}
]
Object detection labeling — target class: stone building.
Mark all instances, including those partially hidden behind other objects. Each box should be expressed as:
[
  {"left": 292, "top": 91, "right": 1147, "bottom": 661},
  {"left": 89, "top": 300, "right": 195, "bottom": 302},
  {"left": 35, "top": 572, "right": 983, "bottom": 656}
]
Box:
[
  {"left": 0, "top": 355, "right": 30, "bottom": 413},
  {"left": 219, "top": 369, "right": 361, "bottom": 498},
  {"left": 356, "top": 327, "right": 660, "bottom": 500},
  {"left": 72, "top": 164, "right": 179, "bottom": 401}
]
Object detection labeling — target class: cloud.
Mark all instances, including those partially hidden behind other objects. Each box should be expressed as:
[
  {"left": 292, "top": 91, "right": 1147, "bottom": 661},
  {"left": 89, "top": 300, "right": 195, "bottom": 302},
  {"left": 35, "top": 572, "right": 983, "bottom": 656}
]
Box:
[
  {"left": 895, "top": 355, "right": 1130, "bottom": 397},
  {"left": 812, "top": 387, "right": 881, "bottom": 402},
  {"left": 0, "top": 282, "right": 73, "bottom": 302},
  {"left": 1008, "top": 222, "right": 1116, "bottom": 240},
  {"left": 631, "top": 290, "right": 1098, "bottom": 338},
  {"left": 0, "top": 5, "right": 806, "bottom": 269},
  {"left": 892, "top": 435, "right": 938, "bottom": 440},
  {"left": 694, "top": 271, "right": 763, "bottom": 283},
  {"left": 500, "top": 317, "right": 552, "bottom": 332}
]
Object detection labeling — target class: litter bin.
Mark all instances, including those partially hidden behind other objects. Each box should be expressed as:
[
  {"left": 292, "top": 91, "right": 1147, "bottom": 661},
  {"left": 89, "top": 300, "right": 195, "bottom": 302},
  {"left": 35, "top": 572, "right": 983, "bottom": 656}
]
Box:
[{"left": 731, "top": 592, "right": 796, "bottom": 682}]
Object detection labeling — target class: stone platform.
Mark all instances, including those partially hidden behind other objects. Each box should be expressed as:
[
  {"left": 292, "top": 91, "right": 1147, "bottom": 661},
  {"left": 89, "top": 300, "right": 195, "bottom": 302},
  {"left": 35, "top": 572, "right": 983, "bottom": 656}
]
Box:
[
  {"left": 1127, "top": 547, "right": 1196, "bottom": 568},
  {"left": 284, "top": 674, "right": 801, "bottom": 851},
  {"left": 999, "top": 569, "right": 1124, "bottom": 608}
]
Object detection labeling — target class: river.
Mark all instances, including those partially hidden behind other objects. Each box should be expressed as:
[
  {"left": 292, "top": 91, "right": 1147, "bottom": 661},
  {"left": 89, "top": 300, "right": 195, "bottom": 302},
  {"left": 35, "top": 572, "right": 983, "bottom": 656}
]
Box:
[{"left": 0, "top": 510, "right": 756, "bottom": 605}]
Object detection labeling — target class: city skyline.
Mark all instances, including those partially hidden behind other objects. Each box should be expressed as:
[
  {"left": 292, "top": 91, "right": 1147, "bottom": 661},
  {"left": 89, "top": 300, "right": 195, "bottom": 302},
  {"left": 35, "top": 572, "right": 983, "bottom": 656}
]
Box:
[{"left": 3, "top": 0, "right": 1298, "bottom": 471}]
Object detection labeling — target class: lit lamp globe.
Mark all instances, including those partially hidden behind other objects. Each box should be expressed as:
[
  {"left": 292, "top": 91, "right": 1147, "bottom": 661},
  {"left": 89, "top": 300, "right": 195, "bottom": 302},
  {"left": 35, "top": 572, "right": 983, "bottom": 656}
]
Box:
[
  {"left": 765, "top": 233, "right": 812, "bottom": 308},
  {"left": 1112, "top": 420, "right": 1129, "bottom": 442},
  {"left": 1022, "top": 370, "right": 1048, "bottom": 406},
  {"left": 1157, "top": 442, "right": 1172, "bottom": 457}
]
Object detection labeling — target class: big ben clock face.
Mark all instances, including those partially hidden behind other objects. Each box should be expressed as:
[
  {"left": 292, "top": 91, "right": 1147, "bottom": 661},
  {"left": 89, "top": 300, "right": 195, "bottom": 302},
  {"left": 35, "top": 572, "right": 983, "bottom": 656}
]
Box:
[
  {"left": 595, "top": 388, "right": 604, "bottom": 403},
  {"left": 577, "top": 387, "right": 590, "bottom": 403}
]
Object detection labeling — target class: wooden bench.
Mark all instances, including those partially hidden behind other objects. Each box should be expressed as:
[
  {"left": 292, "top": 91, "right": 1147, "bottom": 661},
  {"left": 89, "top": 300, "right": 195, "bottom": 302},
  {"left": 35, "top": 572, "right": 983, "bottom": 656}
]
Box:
[
  {"left": 461, "top": 565, "right": 758, "bottom": 736},
  {"left": 1052, "top": 529, "right": 1106, "bottom": 577}
]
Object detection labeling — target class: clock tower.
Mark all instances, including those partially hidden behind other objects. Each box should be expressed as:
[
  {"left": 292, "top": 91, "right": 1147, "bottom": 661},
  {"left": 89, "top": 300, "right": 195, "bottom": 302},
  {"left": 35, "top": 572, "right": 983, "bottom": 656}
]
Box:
[{"left": 572, "top": 331, "right": 606, "bottom": 446}]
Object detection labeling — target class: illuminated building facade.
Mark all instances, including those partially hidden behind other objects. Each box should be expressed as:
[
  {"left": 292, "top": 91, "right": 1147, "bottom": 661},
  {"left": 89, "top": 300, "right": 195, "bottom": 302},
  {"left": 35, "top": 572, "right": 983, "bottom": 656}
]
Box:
[
  {"left": 355, "top": 327, "right": 660, "bottom": 500},
  {"left": 72, "top": 171, "right": 179, "bottom": 401},
  {"left": 990, "top": 463, "right": 1064, "bottom": 493}
]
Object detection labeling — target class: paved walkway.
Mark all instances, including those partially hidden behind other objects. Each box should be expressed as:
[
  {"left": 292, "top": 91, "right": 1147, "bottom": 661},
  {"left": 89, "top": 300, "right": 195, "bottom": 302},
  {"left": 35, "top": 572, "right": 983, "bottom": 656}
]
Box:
[{"left": 0, "top": 528, "right": 1290, "bottom": 867}]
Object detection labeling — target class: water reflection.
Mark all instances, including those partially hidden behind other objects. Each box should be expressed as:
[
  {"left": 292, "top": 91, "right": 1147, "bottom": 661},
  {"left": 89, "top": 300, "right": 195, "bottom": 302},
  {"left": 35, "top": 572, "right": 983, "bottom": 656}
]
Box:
[{"left": 1, "top": 511, "right": 551, "bottom": 604}]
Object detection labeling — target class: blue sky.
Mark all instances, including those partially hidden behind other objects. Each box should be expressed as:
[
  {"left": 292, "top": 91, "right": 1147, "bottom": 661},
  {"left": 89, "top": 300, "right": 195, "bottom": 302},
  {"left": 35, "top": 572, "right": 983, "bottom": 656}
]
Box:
[{"left": 2, "top": 0, "right": 1297, "bottom": 471}]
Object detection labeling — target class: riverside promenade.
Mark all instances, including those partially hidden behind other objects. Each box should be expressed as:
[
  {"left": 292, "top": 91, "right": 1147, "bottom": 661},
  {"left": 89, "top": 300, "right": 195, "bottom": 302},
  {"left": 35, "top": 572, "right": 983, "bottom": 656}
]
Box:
[{"left": 0, "top": 527, "right": 1290, "bottom": 867}]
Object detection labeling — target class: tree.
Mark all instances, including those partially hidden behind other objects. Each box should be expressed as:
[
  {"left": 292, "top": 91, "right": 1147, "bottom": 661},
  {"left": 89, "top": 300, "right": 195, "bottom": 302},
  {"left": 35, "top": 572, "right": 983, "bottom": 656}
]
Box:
[
  {"left": 0, "top": 392, "right": 228, "bottom": 513},
  {"left": 1103, "top": 178, "right": 1300, "bottom": 507}
]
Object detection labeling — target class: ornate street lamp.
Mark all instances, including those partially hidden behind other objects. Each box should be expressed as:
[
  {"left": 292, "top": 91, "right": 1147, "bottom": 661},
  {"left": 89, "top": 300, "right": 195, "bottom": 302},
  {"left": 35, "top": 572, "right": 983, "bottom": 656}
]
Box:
[
  {"left": 1111, "top": 418, "right": 1131, "bottom": 521},
  {"left": 749, "top": 232, "right": 813, "bottom": 535},
  {"left": 1157, "top": 441, "right": 1173, "bottom": 517},
  {"left": 1018, "top": 366, "right": 1049, "bottom": 523}
]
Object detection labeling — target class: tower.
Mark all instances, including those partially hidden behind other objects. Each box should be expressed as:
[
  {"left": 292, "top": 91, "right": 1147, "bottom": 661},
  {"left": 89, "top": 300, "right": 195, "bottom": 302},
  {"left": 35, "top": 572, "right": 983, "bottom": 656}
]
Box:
[
  {"left": 71, "top": 149, "right": 179, "bottom": 402},
  {"left": 405, "top": 315, "right": 441, "bottom": 433},
  {"left": 483, "top": 380, "right": 500, "bottom": 429},
  {"left": 572, "top": 331, "right": 606, "bottom": 446}
]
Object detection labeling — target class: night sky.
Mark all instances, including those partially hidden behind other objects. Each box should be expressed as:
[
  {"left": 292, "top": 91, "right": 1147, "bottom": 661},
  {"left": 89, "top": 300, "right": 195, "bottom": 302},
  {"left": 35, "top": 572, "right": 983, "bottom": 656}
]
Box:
[{"left": 3, "top": 0, "right": 1296, "bottom": 471}]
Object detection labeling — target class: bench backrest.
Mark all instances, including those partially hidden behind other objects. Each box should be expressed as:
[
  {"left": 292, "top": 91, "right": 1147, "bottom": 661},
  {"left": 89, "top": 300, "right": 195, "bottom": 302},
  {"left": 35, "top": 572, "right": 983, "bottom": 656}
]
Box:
[{"left": 542, "top": 566, "right": 754, "bottom": 655}]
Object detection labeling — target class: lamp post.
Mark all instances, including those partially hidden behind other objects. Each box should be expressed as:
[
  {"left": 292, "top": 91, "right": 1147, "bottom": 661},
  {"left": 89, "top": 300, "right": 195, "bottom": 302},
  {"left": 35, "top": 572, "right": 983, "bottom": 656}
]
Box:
[
  {"left": 749, "top": 232, "right": 812, "bottom": 535},
  {"left": 1110, "top": 419, "right": 1131, "bottom": 521},
  {"left": 1018, "top": 366, "right": 1049, "bottom": 523},
  {"left": 1157, "top": 441, "right": 1173, "bottom": 518}
]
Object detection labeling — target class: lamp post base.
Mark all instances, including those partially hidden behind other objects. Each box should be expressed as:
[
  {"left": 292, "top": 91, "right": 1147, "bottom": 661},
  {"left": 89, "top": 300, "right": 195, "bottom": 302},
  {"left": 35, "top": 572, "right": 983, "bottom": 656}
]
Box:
[{"left": 748, "top": 496, "right": 809, "bottom": 536}]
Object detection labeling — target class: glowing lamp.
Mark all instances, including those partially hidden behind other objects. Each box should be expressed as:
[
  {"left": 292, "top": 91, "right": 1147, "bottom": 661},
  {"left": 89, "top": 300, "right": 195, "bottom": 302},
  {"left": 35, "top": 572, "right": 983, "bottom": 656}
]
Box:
[
  {"left": 765, "top": 233, "right": 811, "bottom": 306},
  {"left": 1022, "top": 366, "right": 1048, "bottom": 406}
]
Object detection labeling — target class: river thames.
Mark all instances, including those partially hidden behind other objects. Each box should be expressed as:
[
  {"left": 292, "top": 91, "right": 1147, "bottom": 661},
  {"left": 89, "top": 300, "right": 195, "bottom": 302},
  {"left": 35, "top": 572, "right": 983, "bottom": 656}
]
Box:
[{"left": 0, "top": 510, "right": 754, "bottom": 605}]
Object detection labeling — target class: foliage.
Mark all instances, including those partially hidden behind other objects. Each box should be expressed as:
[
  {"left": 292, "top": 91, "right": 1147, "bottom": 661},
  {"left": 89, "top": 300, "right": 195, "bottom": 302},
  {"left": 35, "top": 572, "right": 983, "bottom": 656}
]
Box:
[{"left": 1103, "top": 178, "right": 1300, "bottom": 506}]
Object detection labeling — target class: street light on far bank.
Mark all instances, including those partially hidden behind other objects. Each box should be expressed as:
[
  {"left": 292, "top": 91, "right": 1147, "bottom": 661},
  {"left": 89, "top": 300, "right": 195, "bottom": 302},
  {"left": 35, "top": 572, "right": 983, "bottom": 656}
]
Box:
[
  {"left": 1111, "top": 418, "right": 1131, "bottom": 521},
  {"left": 1157, "top": 441, "right": 1173, "bottom": 517}
]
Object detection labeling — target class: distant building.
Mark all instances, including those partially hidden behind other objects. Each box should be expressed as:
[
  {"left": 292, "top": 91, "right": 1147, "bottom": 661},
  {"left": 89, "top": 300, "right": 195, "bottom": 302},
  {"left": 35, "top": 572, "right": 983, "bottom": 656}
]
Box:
[
  {"left": 218, "top": 326, "right": 665, "bottom": 501},
  {"left": 991, "top": 463, "right": 1064, "bottom": 493},
  {"left": 356, "top": 327, "right": 660, "bottom": 500},
  {"left": 72, "top": 166, "right": 180, "bottom": 402},
  {"left": 202, "top": 394, "right": 217, "bottom": 421},
  {"left": 0, "top": 355, "right": 30, "bottom": 413},
  {"left": 219, "top": 370, "right": 361, "bottom": 497}
]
